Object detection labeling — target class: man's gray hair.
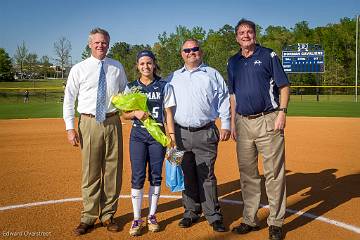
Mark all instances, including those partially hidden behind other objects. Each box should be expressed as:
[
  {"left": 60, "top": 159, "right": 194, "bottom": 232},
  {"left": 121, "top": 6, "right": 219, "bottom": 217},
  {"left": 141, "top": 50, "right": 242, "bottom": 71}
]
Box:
[
  {"left": 182, "top": 38, "right": 202, "bottom": 49},
  {"left": 88, "top": 28, "right": 110, "bottom": 44}
]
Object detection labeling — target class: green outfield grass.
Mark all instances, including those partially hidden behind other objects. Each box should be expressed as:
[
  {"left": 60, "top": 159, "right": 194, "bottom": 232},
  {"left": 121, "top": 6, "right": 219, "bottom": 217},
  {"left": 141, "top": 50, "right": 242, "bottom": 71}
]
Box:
[
  {"left": 0, "top": 79, "right": 65, "bottom": 88},
  {"left": 288, "top": 101, "right": 360, "bottom": 117},
  {"left": 0, "top": 81, "right": 359, "bottom": 119},
  {"left": 0, "top": 101, "right": 359, "bottom": 119},
  {"left": 0, "top": 103, "right": 63, "bottom": 119}
]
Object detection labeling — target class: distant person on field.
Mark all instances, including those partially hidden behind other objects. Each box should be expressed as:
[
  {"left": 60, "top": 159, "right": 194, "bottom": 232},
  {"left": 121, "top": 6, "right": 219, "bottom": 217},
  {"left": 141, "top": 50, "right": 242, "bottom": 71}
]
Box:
[
  {"left": 227, "top": 19, "right": 290, "bottom": 240},
  {"left": 23, "top": 90, "right": 29, "bottom": 103},
  {"left": 63, "top": 28, "right": 127, "bottom": 236}
]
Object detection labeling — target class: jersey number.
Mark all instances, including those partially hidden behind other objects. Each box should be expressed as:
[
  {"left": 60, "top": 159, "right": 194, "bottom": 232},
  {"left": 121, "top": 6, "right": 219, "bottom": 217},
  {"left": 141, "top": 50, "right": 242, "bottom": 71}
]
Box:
[{"left": 151, "top": 107, "right": 160, "bottom": 118}]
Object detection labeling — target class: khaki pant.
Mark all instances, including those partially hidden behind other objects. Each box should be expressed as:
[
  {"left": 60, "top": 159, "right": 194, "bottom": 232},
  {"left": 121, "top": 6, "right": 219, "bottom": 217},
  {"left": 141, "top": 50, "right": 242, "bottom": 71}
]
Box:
[
  {"left": 78, "top": 114, "right": 123, "bottom": 224},
  {"left": 235, "top": 111, "right": 286, "bottom": 227}
]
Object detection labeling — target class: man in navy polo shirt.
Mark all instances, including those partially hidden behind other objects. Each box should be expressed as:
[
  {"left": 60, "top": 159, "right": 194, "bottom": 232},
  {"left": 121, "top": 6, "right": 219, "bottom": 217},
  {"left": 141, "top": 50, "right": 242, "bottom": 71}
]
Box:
[{"left": 228, "top": 19, "right": 290, "bottom": 240}]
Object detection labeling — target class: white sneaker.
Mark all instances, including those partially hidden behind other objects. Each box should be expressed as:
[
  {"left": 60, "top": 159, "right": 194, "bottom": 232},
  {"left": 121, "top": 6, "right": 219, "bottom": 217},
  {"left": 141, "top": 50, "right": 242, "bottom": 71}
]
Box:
[
  {"left": 147, "top": 215, "right": 160, "bottom": 232},
  {"left": 129, "top": 219, "right": 144, "bottom": 236}
]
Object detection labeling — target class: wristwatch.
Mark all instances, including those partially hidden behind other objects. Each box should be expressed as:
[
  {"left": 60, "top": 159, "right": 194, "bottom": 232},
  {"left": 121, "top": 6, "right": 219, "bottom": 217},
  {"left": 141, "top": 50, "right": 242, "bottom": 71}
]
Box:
[{"left": 278, "top": 108, "right": 287, "bottom": 113}]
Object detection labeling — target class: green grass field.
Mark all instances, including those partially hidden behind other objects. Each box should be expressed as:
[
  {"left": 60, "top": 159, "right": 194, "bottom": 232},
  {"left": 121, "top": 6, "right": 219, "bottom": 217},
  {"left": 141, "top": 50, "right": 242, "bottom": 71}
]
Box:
[
  {"left": 288, "top": 101, "right": 360, "bottom": 117},
  {"left": 0, "top": 79, "right": 65, "bottom": 88},
  {"left": 0, "top": 80, "right": 359, "bottom": 119},
  {"left": 0, "top": 103, "right": 63, "bottom": 119},
  {"left": 0, "top": 79, "right": 65, "bottom": 104},
  {"left": 0, "top": 100, "right": 359, "bottom": 119}
]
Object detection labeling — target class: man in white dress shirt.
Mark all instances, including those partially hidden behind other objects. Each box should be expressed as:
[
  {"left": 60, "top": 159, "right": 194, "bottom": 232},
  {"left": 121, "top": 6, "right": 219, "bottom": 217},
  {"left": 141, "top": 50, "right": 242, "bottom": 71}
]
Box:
[{"left": 63, "top": 28, "right": 127, "bottom": 236}]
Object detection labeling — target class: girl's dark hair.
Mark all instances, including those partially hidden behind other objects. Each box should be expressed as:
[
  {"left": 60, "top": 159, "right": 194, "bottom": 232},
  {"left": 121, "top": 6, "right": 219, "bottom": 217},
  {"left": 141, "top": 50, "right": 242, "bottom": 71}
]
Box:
[{"left": 136, "top": 50, "right": 161, "bottom": 78}]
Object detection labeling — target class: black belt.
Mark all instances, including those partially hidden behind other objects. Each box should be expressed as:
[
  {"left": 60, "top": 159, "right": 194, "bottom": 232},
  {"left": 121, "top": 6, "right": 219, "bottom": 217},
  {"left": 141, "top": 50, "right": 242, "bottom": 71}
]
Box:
[
  {"left": 81, "top": 111, "right": 119, "bottom": 118},
  {"left": 176, "top": 121, "right": 214, "bottom": 132},
  {"left": 241, "top": 110, "right": 276, "bottom": 120}
]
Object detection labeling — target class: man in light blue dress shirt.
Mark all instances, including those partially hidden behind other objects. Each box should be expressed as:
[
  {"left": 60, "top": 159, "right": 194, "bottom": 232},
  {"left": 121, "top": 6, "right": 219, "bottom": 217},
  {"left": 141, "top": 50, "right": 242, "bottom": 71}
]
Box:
[{"left": 167, "top": 39, "right": 231, "bottom": 232}]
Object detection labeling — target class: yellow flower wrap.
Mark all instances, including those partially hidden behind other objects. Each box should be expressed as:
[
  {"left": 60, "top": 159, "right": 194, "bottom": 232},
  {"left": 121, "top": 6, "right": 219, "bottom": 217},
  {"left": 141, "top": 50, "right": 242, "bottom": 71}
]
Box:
[{"left": 111, "top": 92, "right": 171, "bottom": 147}]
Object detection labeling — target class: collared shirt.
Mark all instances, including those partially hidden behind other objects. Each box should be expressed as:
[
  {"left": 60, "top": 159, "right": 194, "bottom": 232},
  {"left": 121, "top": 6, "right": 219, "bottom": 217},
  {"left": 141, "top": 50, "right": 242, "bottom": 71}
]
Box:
[
  {"left": 63, "top": 55, "right": 127, "bottom": 130},
  {"left": 227, "top": 44, "right": 290, "bottom": 115},
  {"left": 167, "top": 63, "right": 230, "bottom": 130},
  {"left": 124, "top": 77, "right": 176, "bottom": 126}
]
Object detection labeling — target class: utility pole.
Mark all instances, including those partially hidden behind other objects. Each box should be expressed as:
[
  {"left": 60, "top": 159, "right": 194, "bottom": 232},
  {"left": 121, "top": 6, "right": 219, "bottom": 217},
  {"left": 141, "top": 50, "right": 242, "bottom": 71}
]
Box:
[{"left": 356, "top": 15, "right": 359, "bottom": 102}]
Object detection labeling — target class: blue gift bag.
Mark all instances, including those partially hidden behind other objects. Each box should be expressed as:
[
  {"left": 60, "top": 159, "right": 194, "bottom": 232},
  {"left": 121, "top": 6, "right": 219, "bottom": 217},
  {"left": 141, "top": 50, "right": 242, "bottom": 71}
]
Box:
[{"left": 165, "top": 160, "right": 185, "bottom": 192}]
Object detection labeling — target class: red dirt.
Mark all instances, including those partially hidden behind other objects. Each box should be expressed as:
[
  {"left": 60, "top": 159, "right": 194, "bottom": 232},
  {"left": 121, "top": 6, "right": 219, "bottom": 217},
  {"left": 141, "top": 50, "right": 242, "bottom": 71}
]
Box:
[{"left": 0, "top": 117, "right": 359, "bottom": 240}]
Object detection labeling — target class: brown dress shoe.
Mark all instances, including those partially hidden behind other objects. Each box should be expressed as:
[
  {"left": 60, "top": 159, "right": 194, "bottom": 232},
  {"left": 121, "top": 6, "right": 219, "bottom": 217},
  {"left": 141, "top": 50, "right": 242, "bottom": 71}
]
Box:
[
  {"left": 74, "top": 222, "right": 94, "bottom": 236},
  {"left": 102, "top": 217, "right": 120, "bottom": 232}
]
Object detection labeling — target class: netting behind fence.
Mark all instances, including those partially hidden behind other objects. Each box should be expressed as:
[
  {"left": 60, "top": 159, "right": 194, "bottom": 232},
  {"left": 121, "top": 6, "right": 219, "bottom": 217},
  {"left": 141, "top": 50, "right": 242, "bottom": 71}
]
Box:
[
  {"left": 0, "top": 88, "right": 64, "bottom": 104},
  {"left": 0, "top": 86, "right": 359, "bottom": 104},
  {"left": 290, "top": 86, "right": 358, "bottom": 102}
]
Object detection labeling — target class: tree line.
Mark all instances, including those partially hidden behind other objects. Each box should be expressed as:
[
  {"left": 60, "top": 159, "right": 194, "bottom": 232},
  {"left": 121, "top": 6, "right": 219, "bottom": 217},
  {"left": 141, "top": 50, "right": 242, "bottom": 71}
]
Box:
[
  {"left": 0, "top": 17, "right": 357, "bottom": 87},
  {"left": 0, "top": 37, "right": 71, "bottom": 81}
]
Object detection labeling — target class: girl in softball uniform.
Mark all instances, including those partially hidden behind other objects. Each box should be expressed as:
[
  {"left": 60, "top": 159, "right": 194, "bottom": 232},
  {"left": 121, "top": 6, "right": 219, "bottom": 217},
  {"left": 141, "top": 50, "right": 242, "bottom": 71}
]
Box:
[{"left": 122, "top": 50, "right": 176, "bottom": 236}]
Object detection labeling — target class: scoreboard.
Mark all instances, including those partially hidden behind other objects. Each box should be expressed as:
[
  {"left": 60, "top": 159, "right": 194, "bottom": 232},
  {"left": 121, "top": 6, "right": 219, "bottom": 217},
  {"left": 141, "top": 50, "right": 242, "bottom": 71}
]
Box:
[{"left": 282, "top": 50, "right": 325, "bottom": 73}]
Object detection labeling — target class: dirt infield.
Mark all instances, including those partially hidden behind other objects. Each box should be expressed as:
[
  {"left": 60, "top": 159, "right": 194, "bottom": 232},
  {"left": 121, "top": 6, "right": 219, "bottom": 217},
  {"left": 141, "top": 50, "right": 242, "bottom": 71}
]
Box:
[{"left": 0, "top": 117, "right": 359, "bottom": 240}]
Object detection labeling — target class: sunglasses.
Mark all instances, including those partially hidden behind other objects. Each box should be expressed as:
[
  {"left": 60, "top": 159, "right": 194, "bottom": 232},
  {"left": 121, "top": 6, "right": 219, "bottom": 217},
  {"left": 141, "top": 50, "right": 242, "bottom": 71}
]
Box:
[{"left": 182, "top": 47, "right": 200, "bottom": 53}]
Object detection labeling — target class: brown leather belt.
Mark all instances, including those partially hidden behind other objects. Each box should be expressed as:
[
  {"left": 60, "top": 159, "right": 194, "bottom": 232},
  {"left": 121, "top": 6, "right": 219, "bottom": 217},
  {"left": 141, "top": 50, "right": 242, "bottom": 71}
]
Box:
[
  {"left": 241, "top": 110, "right": 275, "bottom": 120},
  {"left": 176, "top": 121, "right": 214, "bottom": 132},
  {"left": 81, "top": 111, "right": 119, "bottom": 118}
]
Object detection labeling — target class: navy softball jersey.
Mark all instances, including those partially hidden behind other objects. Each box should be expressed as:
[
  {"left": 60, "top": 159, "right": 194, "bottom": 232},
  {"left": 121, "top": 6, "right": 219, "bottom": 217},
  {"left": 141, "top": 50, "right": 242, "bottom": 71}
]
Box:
[
  {"left": 125, "top": 77, "right": 175, "bottom": 189},
  {"left": 126, "top": 77, "right": 172, "bottom": 125},
  {"left": 227, "top": 44, "right": 290, "bottom": 116}
]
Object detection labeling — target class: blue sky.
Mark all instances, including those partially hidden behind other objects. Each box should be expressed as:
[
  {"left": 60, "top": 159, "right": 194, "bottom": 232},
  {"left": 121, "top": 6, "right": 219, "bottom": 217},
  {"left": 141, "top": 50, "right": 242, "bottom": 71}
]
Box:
[{"left": 1, "top": 0, "right": 359, "bottom": 64}]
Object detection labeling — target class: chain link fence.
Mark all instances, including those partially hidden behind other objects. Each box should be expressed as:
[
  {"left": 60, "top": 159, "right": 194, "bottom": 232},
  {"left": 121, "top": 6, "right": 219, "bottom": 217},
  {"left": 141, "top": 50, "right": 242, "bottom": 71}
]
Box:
[{"left": 0, "top": 88, "right": 65, "bottom": 104}]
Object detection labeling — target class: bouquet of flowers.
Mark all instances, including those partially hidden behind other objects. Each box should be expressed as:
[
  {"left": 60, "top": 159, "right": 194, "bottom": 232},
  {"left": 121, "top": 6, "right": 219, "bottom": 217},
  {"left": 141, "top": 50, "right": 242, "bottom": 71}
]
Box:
[
  {"left": 111, "top": 87, "right": 171, "bottom": 147},
  {"left": 165, "top": 147, "right": 185, "bottom": 166}
]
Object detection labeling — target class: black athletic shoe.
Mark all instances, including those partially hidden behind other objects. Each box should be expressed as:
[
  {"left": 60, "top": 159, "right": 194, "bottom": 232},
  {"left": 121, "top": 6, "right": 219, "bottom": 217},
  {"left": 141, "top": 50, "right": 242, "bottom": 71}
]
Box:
[
  {"left": 269, "top": 225, "right": 283, "bottom": 240},
  {"left": 232, "top": 223, "right": 260, "bottom": 234}
]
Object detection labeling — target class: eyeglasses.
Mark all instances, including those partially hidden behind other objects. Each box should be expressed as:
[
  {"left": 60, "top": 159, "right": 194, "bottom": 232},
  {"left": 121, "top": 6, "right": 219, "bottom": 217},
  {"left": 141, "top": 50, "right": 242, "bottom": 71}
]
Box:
[{"left": 182, "top": 47, "right": 200, "bottom": 53}]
